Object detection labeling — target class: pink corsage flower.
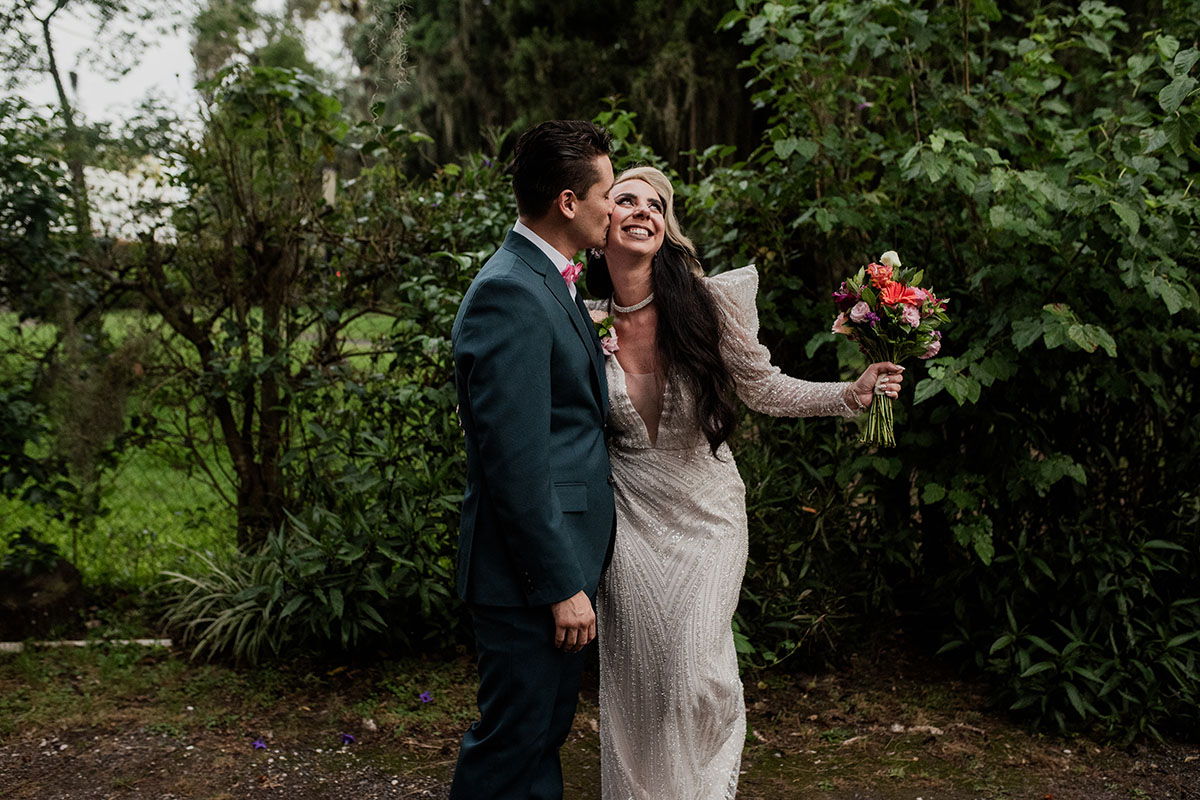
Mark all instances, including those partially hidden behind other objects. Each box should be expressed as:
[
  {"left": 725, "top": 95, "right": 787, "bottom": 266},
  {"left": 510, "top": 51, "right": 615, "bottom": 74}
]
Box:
[{"left": 589, "top": 309, "right": 619, "bottom": 355}]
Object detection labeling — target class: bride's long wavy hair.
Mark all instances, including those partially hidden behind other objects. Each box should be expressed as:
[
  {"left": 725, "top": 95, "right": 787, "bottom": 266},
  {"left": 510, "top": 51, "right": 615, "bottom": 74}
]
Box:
[{"left": 586, "top": 166, "right": 738, "bottom": 455}]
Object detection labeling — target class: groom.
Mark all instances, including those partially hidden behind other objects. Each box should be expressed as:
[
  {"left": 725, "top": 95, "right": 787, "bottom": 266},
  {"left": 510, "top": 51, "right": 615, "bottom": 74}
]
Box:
[{"left": 449, "top": 120, "right": 617, "bottom": 800}]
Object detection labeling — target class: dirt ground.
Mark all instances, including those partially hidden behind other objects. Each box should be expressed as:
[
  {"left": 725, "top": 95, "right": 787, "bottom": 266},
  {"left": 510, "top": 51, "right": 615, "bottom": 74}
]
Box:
[{"left": 1, "top": 643, "right": 1197, "bottom": 800}]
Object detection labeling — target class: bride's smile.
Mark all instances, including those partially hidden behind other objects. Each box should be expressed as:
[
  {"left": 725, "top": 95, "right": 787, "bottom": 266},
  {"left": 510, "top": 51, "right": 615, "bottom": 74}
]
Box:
[{"left": 607, "top": 180, "right": 666, "bottom": 256}]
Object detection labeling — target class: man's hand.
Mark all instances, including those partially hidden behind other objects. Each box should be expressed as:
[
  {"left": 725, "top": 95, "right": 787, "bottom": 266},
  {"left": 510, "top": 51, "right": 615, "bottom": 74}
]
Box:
[{"left": 550, "top": 590, "right": 596, "bottom": 652}]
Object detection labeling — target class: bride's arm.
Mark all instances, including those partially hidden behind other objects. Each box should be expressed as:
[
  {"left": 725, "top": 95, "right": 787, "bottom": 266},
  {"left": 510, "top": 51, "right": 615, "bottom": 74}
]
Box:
[{"left": 707, "top": 267, "right": 861, "bottom": 418}]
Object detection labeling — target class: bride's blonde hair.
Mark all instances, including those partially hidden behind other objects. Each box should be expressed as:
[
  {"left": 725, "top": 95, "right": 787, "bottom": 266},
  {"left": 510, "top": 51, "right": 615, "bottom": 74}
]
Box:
[{"left": 613, "top": 166, "right": 703, "bottom": 276}]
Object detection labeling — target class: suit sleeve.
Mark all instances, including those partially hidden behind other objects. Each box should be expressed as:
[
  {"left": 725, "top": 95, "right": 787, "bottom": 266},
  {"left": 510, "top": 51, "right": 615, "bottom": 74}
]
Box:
[{"left": 454, "top": 277, "right": 585, "bottom": 605}]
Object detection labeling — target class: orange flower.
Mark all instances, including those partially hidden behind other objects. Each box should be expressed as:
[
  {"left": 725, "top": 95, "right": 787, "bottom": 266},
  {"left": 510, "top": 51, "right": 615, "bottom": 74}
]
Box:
[
  {"left": 879, "top": 281, "right": 921, "bottom": 306},
  {"left": 866, "top": 261, "right": 893, "bottom": 288}
]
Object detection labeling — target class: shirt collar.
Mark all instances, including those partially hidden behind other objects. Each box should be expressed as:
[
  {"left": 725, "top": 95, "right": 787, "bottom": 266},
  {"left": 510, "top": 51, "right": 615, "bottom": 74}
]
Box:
[{"left": 513, "top": 219, "right": 578, "bottom": 299}]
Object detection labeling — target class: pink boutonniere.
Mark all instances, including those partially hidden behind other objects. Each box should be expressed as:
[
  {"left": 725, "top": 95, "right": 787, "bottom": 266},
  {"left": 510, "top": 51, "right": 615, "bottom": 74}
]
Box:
[{"left": 589, "top": 309, "right": 619, "bottom": 355}]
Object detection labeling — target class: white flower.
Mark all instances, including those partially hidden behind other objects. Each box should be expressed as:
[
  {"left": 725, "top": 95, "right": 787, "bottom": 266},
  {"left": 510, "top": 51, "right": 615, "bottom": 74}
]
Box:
[{"left": 880, "top": 250, "right": 902, "bottom": 268}]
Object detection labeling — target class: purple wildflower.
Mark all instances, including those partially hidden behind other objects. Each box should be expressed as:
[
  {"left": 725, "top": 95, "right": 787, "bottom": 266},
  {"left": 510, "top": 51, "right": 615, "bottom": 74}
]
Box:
[
  {"left": 252, "top": 738, "right": 266, "bottom": 750},
  {"left": 483, "top": 157, "right": 494, "bottom": 167},
  {"left": 419, "top": 691, "right": 433, "bottom": 704},
  {"left": 856, "top": 101, "right": 874, "bottom": 111},
  {"left": 865, "top": 311, "right": 881, "bottom": 327},
  {"left": 340, "top": 733, "right": 356, "bottom": 745}
]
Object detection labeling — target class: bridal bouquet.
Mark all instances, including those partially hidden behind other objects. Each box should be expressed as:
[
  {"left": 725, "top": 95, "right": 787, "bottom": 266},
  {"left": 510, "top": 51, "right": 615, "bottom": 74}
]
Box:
[{"left": 831, "top": 251, "right": 949, "bottom": 447}]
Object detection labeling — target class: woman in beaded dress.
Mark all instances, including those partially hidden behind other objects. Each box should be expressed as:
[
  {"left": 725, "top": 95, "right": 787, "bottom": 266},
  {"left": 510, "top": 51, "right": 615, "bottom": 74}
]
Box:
[{"left": 586, "top": 167, "right": 904, "bottom": 800}]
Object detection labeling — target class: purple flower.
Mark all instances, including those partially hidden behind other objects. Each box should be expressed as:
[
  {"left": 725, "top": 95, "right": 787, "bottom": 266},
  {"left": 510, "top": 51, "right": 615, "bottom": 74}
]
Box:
[
  {"left": 483, "top": 157, "right": 493, "bottom": 167},
  {"left": 340, "top": 733, "right": 356, "bottom": 745},
  {"left": 831, "top": 282, "right": 860, "bottom": 311},
  {"left": 252, "top": 738, "right": 266, "bottom": 750},
  {"left": 856, "top": 101, "right": 874, "bottom": 111},
  {"left": 865, "top": 311, "right": 881, "bottom": 327},
  {"left": 419, "top": 691, "right": 433, "bottom": 704}
]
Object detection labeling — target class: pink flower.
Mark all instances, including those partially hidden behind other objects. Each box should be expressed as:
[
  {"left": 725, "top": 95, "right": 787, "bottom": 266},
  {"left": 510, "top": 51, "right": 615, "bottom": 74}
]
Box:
[
  {"left": 849, "top": 301, "right": 872, "bottom": 323},
  {"left": 831, "top": 312, "right": 852, "bottom": 335},
  {"left": 900, "top": 303, "right": 921, "bottom": 328},
  {"left": 920, "top": 331, "right": 942, "bottom": 359},
  {"left": 590, "top": 309, "right": 619, "bottom": 354}
]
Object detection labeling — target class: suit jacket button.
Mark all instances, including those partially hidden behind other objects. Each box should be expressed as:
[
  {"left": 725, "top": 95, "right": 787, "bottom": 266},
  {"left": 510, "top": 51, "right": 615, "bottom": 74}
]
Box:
[{"left": 607, "top": 474, "right": 615, "bottom": 486}]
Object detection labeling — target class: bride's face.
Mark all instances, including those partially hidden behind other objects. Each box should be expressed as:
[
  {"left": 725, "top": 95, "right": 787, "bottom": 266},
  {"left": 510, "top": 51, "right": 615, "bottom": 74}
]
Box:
[{"left": 605, "top": 179, "right": 666, "bottom": 258}]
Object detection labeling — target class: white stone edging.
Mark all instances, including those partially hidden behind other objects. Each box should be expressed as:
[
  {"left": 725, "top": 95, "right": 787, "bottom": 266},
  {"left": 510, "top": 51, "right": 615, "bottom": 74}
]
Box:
[{"left": 0, "top": 639, "right": 173, "bottom": 653}]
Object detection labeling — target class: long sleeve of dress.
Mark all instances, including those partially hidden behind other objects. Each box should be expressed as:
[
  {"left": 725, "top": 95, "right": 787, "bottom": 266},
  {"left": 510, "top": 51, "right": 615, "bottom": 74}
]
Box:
[{"left": 706, "top": 266, "right": 859, "bottom": 419}]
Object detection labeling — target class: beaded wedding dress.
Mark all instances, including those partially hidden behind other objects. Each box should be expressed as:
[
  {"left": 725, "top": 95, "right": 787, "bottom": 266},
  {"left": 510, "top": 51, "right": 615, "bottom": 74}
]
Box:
[{"left": 594, "top": 266, "right": 857, "bottom": 800}]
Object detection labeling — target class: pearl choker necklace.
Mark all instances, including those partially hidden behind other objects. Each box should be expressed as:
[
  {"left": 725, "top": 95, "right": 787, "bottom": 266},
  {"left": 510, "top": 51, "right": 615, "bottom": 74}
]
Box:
[{"left": 611, "top": 292, "right": 655, "bottom": 313}]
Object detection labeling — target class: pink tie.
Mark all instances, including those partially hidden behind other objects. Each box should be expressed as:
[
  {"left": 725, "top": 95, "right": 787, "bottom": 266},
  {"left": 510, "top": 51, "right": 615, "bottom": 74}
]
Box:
[{"left": 561, "top": 262, "right": 583, "bottom": 286}]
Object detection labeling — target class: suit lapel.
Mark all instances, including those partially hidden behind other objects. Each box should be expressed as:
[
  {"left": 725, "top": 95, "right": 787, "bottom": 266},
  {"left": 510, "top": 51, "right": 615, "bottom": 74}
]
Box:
[
  {"left": 502, "top": 232, "right": 607, "bottom": 411},
  {"left": 574, "top": 292, "right": 609, "bottom": 418}
]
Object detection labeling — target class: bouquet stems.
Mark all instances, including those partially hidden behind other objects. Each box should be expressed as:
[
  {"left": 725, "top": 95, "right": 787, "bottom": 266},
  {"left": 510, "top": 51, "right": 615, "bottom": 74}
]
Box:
[
  {"left": 862, "top": 394, "right": 896, "bottom": 447},
  {"left": 861, "top": 342, "right": 898, "bottom": 448}
]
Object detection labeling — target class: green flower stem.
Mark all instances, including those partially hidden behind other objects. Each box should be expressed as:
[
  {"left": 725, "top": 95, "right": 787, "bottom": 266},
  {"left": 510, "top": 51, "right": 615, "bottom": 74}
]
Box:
[
  {"left": 860, "top": 341, "right": 899, "bottom": 448},
  {"left": 862, "top": 394, "right": 896, "bottom": 447}
]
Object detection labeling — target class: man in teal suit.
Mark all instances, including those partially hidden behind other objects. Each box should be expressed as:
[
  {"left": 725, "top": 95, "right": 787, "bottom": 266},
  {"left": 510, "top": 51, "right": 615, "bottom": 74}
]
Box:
[{"left": 449, "top": 120, "right": 617, "bottom": 799}]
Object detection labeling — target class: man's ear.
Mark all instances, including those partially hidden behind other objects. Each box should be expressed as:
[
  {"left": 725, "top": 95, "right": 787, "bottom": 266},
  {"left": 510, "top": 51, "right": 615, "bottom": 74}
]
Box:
[{"left": 556, "top": 189, "right": 578, "bottom": 220}]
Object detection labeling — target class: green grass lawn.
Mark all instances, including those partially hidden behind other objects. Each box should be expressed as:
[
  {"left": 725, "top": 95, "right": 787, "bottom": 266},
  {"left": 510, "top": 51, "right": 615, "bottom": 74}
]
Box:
[
  {"left": 2, "top": 307, "right": 426, "bottom": 591},
  {"left": 0, "top": 448, "right": 235, "bottom": 591}
]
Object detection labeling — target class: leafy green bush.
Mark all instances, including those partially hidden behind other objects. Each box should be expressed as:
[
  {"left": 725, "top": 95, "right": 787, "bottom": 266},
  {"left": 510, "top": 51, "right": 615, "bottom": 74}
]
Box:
[
  {"left": 697, "top": 0, "right": 1200, "bottom": 738},
  {"left": 0, "top": 96, "right": 72, "bottom": 319},
  {"left": 155, "top": 79, "right": 514, "bottom": 658},
  {"left": 160, "top": 546, "right": 286, "bottom": 663}
]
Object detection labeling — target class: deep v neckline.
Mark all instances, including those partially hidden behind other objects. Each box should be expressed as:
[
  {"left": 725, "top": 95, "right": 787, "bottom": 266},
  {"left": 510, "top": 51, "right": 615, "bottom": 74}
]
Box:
[{"left": 612, "top": 356, "right": 666, "bottom": 448}]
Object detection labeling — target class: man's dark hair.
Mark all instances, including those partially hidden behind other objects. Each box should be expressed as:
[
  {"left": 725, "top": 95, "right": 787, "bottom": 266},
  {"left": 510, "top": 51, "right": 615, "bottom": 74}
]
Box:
[{"left": 510, "top": 120, "right": 613, "bottom": 219}]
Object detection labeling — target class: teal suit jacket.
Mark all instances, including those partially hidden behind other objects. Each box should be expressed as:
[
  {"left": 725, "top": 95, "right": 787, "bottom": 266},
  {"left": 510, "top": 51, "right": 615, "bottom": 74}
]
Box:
[{"left": 452, "top": 231, "right": 615, "bottom": 607}]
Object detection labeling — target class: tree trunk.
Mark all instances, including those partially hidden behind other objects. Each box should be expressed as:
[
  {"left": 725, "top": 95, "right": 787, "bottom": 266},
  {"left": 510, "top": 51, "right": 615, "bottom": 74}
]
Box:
[{"left": 39, "top": 7, "right": 93, "bottom": 244}]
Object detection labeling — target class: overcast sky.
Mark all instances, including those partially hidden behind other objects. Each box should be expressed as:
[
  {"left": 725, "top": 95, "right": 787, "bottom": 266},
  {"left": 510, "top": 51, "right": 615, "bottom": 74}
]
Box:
[
  {"left": 18, "top": 5, "right": 197, "bottom": 125},
  {"left": 18, "top": 1, "right": 352, "bottom": 127}
]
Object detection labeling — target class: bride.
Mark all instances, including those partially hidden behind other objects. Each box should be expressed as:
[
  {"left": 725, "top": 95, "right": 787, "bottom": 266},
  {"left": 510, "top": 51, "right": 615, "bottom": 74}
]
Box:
[{"left": 587, "top": 166, "right": 903, "bottom": 799}]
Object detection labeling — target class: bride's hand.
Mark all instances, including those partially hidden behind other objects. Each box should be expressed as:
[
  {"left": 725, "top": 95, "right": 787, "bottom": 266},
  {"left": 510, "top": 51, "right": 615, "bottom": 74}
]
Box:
[{"left": 848, "top": 362, "right": 905, "bottom": 409}]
